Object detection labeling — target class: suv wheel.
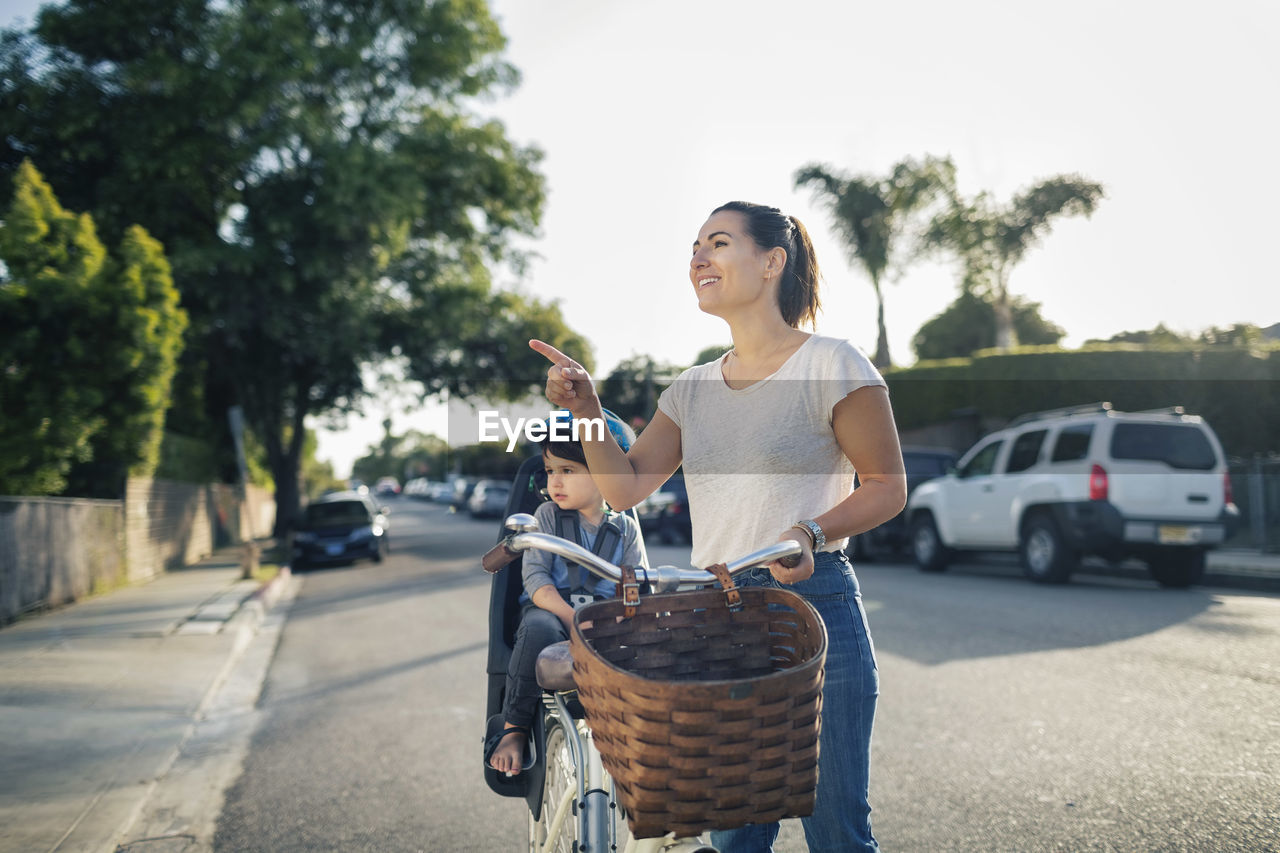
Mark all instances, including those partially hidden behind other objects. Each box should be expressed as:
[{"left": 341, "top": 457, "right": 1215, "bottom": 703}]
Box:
[
  {"left": 910, "top": 514, "right": 950, "bottom": 573},
  {"left": 1147, "top": 548, "right": 1205, "bottom": 588},
  {"left": 1020, "top": 514, "right": 1077, "bottom": 584}
]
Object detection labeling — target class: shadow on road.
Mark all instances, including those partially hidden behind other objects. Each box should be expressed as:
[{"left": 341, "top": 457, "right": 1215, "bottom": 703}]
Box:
[
  {"left": 260, "top": 639, "right": 487, "bottom": 706},
  {"left": 858, "top": 557, "right": 1238, "bottom": 666},
  {"left": 286, "top": 566, "right": 487, "bottom": 623}
]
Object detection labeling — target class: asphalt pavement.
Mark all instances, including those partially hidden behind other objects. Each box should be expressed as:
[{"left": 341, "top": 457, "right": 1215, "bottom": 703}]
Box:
[{"left": 0, "top": 537, "right": 1275, "bottom": 853}]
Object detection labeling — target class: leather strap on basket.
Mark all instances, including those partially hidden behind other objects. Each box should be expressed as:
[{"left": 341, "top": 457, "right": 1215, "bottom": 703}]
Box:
[
  {"left": 616, "top": 565, "right": 641, "bottom": 618},
  {"left": 706, "top": 562, "right": 743, "bottom": 612}
]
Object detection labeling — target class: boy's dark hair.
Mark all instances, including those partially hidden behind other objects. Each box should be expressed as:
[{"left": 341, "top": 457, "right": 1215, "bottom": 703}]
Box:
[{"left": 538, "top": 433, "right": 589, "bottom": 468}]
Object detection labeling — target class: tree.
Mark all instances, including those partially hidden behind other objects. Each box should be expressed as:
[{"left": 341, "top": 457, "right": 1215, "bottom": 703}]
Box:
[
  {"left": 795, "top": 155, "right": 956, "bottom": 368},
  {"left": 399, "top": 430, "right": 451, "bottom": 484},
  {"left": 0, "top": 160, "right": 186, "bottom": 496},
  {"left": 2, "top": 1, "right": 583, "bottom": 533},
  {"left": 925, "top": 174, "right": 1104, "bottom": 351},
  {"left": 598, "top": 355, "right": 684, "bottom": 427},
  {"left": 911, "top": 290, "right": 1065, "bottom": 361},
  {"left": 1085, "top": 322, "right": 1267, "bottom": 348},
  {"left": 351, "top": 424, "right": 451, "bottom": 489},
  {"left": 1085, "top": 323, "right": 1194, "bottom": 347},
  {"left": 693, "top": 344, "right": 733, "bottom": 366},
  {"left": 64, "top": 222, "right": 189, "bottom": 496}
]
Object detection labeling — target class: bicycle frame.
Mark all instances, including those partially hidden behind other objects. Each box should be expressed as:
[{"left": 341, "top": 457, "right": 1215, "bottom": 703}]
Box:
[
  {"left": 498, "top": 513, "right": 801, "bottom": 853},
  {"left": 536, "top": 691, "right": 717, "bottom": 853},
  {"left": 533, "top": 692, "right": 621, "bottom": 853}
]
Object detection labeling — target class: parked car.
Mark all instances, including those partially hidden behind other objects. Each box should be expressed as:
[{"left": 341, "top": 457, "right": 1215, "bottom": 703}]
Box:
[
  {"left": 468, "top": 479, "right": 512, "bottom": 519},
  {"left": 404, "top": 478, "right": 444, "bottom": 500},
  {"left": 904, "top": 403, "right": 1239, "bottom": 587},
  {"left": 292, "top": 490, "right": 389, "bottom": 570},
  {"left": 636, "top": 472, "right": 690, "bottom": 544},
  {"left": 450, "top": 477, "right": 480, "bottom": 511},
  {"left": 846, "top": 446, "right": 959, "bottom": 561}
]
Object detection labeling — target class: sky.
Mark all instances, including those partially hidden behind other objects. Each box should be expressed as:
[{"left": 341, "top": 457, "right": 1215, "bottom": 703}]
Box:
[{"left": 5, "top": 0, "right": 1278, "bottom": 478}]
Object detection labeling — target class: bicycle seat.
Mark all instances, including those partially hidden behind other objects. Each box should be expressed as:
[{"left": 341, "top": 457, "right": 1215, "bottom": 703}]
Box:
[{"left": 535, "top": 641, "right": 576, "bottom": 692}]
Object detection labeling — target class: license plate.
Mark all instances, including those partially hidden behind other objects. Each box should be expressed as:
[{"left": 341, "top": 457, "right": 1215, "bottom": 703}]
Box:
[
  {"left": 1157, "top": 525, "right": 1200, "bottom": 544},
  {"left": 325, "top": 544, "right": 344, "bottom": 556}
]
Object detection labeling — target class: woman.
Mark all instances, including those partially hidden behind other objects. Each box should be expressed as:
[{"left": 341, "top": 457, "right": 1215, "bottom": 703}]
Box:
[{"left": 531, "top": 200, "right": 906, "bottom": 853}]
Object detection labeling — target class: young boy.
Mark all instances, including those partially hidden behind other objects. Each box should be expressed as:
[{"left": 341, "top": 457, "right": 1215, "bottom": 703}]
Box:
[{"left": 485, "top": 431, "right": 643, "bottom": 776}]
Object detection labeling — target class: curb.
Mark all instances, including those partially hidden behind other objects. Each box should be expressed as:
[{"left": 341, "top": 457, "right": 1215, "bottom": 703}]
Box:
[
  {"left": 1075, "top": 558, "right": 1280, "bottom": 594},
  {"left": 249, "top": 565, "right": 294, "bottom": 612},
  {"left": 113, "top": 567, "right": 299, "bottom": 852},
  {"left": 1202, "top": 568, "right": 1280, "bottom": 593},
  {"left": 223, "top": 566, "right": 293, "bottom": 638}
]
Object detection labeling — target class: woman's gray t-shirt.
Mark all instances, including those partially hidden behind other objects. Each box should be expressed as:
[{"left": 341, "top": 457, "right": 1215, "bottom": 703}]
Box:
[{"left": 656, "top": 334, "right": 884, "bottom": 568}]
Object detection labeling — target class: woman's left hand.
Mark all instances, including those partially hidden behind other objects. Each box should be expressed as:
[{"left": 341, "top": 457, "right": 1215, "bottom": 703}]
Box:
[{"left": 769, "top": 528, "right": 814, "bottom": 584}]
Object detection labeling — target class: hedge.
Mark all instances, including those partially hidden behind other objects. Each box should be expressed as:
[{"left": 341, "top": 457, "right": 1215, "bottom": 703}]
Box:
[{"left": 884, "top": 345, "right": 1280, "bottom": 459}]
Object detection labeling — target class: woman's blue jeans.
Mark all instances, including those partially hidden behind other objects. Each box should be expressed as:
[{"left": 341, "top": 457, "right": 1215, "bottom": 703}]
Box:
[{"left": 710, "top": 549, "right": 880, "bottom": 853}]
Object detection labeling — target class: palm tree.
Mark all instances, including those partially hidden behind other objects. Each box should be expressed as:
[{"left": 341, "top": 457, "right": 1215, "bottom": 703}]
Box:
[
  {"left": 795, "top": 155, "right": 955, "bottom": 368},
  {"left": 925, "top": 175, "right": 1105, "bottom": 350}
]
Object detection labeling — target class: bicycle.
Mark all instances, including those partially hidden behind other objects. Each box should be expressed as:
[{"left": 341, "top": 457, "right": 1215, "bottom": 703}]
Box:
[{"left": 484, "top": 511, "right": 809, "bottom": 853}]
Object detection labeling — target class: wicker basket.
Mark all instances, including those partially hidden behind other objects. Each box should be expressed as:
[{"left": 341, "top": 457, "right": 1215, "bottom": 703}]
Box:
[{"left": 570, "top": 586, "right": 827, "bottom": 839}]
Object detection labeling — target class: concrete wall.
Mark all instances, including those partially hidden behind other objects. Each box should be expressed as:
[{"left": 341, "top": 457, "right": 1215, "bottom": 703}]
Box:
[
  {"left": 0, "top": 479, "right": 275, "bottom": 625},
  {"left": 125, "top": 479, "right": 216, "bottom": 582},
  {"left": 0, "top": 498, "right": 125, "bottom": 623}
]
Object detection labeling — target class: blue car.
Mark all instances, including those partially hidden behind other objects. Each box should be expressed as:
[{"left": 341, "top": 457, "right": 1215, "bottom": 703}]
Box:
[
  {"left": 636, "top": 472, "right": 691, "bottom": 545},
  {"left": 292, "top": 491, "right": 389, "bottom": 569}
]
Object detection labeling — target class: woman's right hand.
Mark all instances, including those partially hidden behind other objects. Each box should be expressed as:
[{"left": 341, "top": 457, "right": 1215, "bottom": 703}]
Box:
[{"left": 529, "top": 339, "right": 602, "bottom": 420}]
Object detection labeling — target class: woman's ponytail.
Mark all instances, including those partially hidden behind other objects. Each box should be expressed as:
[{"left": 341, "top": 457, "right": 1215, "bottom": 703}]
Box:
[{"left": 784, "top": 215, "right": 821, "bottom": 329}]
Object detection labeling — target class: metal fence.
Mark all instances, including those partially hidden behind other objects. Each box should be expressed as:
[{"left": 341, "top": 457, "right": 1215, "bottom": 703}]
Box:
[{"left": 1227, "top": 457, "right": 1280, "bottom": 552}]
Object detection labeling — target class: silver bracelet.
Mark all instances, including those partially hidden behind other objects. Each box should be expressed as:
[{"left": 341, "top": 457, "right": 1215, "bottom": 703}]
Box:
[{"left": 792, "top": 519, "right": 826, "bottom": 551}]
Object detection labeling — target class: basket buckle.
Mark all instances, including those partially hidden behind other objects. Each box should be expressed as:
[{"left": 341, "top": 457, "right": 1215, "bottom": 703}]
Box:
[{"left": 617, "top": 565, "right": 641, "bottom": 618}]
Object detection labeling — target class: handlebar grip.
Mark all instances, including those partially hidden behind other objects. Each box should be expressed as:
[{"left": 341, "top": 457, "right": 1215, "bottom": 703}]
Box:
[
  {"left": 481, "top": 542, "right": 520, "bottom": 574},
  {"left": 778, "top": 551, "right": 803, "bottom": 569}
]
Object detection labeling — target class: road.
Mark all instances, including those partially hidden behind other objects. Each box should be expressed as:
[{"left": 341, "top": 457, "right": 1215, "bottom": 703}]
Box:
[{"left": 213, "top": 499, "right": 1279, "bottom": 852}]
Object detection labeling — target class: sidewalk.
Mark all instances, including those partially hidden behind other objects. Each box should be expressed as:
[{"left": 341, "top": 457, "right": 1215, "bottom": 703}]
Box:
[{"left": 0, "top": 546, "right": 294, "bottom": 853}]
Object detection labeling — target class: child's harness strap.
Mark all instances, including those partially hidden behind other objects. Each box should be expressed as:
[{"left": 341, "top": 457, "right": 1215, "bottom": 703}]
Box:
[{"left": 554, "top": 507, "right": 623, "bottom": 598}]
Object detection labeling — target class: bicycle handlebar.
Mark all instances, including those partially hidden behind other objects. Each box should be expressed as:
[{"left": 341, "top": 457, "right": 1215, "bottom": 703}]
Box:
[{"left": 481, "top": 512, "right": 803, "bottom": 593}]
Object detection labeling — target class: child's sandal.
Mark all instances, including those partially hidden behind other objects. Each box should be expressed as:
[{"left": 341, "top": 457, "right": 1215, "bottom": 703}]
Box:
[{"left": 482, "top": 714, "right": 535, "bottom": 775}]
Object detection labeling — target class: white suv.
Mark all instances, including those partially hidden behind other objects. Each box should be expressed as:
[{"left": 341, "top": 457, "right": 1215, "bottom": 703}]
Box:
[{"left": 905, "top": 403, "right": 1240, "bottom": 587}]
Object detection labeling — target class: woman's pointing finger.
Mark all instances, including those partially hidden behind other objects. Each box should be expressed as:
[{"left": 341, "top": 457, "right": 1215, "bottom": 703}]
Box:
[{"left": 529, "top": 339, "right": 574, "bottom": 368}]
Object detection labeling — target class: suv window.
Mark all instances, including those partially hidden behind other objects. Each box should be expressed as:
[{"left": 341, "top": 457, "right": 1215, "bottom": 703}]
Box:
[
  {"left": 958, "top": 440, "right": 1003, "bottom": 478},
  {"left": 1051, "top": 424, "right": 1093, "bottom": 462},
  {"left": 1109, "top": 423, "right": 1217, "bottom": 470},
  {"left": 1005, "top": 430, "right": 1047, "bottom": 473}
]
